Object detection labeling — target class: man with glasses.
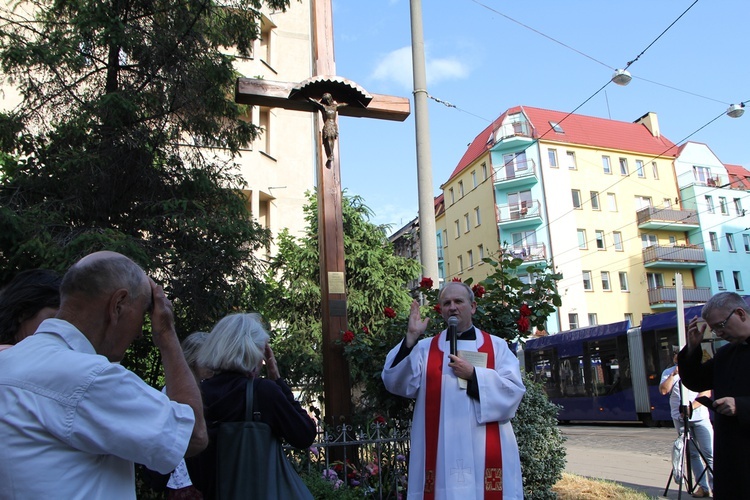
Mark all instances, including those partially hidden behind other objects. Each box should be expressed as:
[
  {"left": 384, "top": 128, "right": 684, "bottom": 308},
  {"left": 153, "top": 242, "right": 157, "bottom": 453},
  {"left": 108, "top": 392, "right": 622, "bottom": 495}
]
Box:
[{"left": 678, "top": 291, "right": 750, "bottom": 499}]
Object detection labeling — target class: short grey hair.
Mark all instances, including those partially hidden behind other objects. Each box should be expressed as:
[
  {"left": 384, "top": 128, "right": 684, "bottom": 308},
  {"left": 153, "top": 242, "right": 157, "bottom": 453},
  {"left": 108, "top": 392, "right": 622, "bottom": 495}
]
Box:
[
  {"left": 439, "top": 281, "right": 475, "bottom": 303},
  {"left": 198, "top": 313, "right": 269, "bottom": 375},
  {"left": 702, "top": 292, "right": 750, "bottom": 320},
  {"left": 181, "top": 331, "right": 209, "bottom": 374},
  {"left": 61, "top": 253, "right": 146, "bottom": 301}
]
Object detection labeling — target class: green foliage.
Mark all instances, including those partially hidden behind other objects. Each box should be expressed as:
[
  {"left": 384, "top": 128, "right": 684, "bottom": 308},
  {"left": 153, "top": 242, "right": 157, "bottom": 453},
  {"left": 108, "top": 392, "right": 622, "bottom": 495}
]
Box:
[
  {"left": 0, "top": 0, "right": 293, "bottom": 393},
  {"left": 513, "top": 372, "right": 566, "bottom": 500},
  {"left": 300, "top": 471, "right": 364, "bottom": 500},
  {"left": 262, "top": 191, "right": 421, "bottom": 410}
]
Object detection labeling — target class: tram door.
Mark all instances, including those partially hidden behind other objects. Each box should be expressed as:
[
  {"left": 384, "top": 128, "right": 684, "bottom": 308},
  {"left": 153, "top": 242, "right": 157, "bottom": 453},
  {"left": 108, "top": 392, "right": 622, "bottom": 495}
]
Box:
[{"left": 586, "top": 336, "right": 635, "bottom": 419}]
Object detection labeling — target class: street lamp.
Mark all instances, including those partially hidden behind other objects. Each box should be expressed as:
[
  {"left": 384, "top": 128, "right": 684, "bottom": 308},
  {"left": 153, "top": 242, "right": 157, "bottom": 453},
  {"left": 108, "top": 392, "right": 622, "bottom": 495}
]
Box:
[
  {"left": 726, "top": 103, "right": 745, "bottom": 118},
  {"left": 611, "top": 69, "right": 632, "bottom": 86}
]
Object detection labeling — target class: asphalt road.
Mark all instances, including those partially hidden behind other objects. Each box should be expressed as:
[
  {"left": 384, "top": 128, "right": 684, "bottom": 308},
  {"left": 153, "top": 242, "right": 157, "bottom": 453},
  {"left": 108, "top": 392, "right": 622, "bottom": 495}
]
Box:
[{"left": 559, "top": 422, "right": 701, "bottom": 499}]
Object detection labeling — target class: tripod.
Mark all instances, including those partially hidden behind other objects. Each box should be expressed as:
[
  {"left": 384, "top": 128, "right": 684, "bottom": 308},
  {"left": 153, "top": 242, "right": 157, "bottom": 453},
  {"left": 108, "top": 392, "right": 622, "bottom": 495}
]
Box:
[{"left": 663, "top": 402, "right": 713, "bottom": 498}]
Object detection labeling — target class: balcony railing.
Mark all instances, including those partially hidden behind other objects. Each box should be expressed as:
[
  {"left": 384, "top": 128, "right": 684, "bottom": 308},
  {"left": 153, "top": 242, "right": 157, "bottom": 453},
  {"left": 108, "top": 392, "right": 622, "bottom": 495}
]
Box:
[
  {"left": 496, "top": 121, "right": 532, "bottom": 140},
  {"left": 493, "top": 158, "right": 538, "bottom": 185},
  {"left": 504, "top": 243, "right": 547, "bottom": 263},
  {"left": 642, "top": 244, "right": 706, "bottom": 267},
  {"left": 648, "top": 286, "right": 712, "bottom": 306},
  {"left": 497, "top": 199, "right": 542, "bottom": 225},
  {"left": 636, "top": 206, "right": 699, "bottom": 229}
]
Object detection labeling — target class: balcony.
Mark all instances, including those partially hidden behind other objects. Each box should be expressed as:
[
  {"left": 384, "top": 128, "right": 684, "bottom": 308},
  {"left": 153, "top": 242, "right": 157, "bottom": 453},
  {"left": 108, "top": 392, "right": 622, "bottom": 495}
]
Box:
[
  {"left": 642, "top": 244, "right": 706, "bottom": 268},
  {"left": 497, "top": 200, "right": 543, "bottom": 229},
  {"left": 491, "top": 121, "right": 534, "bottom": 150},
  {"left": 648, "top": 286, "right": 712, "bottom": 308},
  {"left": 636, "top": 206, "right": 700, "bottom": 230},
  {"left": 493, "top": 158, "right": 538, "bottom": 189},
  {"left": 504, "top": 243, "right": 547, "bottom": 267}
]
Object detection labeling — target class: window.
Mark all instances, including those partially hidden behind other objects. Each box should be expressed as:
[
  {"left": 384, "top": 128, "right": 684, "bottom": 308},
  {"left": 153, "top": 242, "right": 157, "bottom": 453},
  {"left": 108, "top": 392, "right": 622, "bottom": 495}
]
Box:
[
  {"left": 607, "top": 193, "right": 617, "bottom": 211},
  {"left": 716, "top": 270, "right": 725, "bottom": 290},
  {"left": 457, "top": 255, "right": 464, "bottom": 273},
  {"left": 474, "top": 207, "right": 481, "bottom": 226},
  {"left": 569, "top": 313, "right": 579, "bottom": 330},
  {"left": 744, "top": 234, "right": 750, "bottom": 252},
  {"left": 719, "top": 197, "right": 728, "bottom": 215},
  {"left": 463, "top": 214, "right": 470, "bottom": 233},
  {"left": 590, "top": 191, "right": 600, "bottom": 210},
  {"left": 705, "top": 195, "right": 714, "bottom": 213},
  {"left": 635, "top": 196, "right": 652, "bottom": 209},
  {"left": 595, "top": 230, "right": 605, "bottom": 250},
  {"left": 454, "top": 220, "right": 460, "bottom": 239},
  {"left": 694, "top": 166, "right": 712, "bottom": 184},
  {"left": 258, "top": 15, "right": 275, "bottom": 65},
  {"left": 258, "top": 107, "right": 272, "bottom": 155},
  {"left": 652, "top": 161, "right": 659, "bottom": 179},
  {"left": 458, "top": 181, "right": 464, "bottom": 198},
  {"left": 663, "top": 198, "right": 672, "bottom": 209},
  {"left": 471, "top": 170, "right": 477, "bottom": 188},
  {"left": 572, "top": 189, "right": 582, "bottom": 209},
  {"left": 449, "top": 188, "right": 455, "bottom": 205},
  {"left": 482, "top": 162, "right": 488, "bottom": 180},
  {"left": 619, "top": 272, "right": 629, "bottom": 291},
  {"left": 467, "top": 249, "right": 474, "bottom": 268},
  {"left": 566, "top": 151, "right": 577, "bottom": 170},
  {"left": 669, "top": 235, "right": 677, "bottom": 246},
  {"left": 548, "top": 149, "right": 558, "bottom": 168},
  {"left": 478, "top": 244, "right": 484, "bottom": 261},
  {"left": 588, "top": 313, "right": 598, "bottom": 326},
  {"left": 619, "top": 158, "right": 629, "bottom": 175},
  {"left": 577, "top": 229, "right": 587, "bottom": 249},
  {"left": 550, "top": 121, "right": 564, "bottom": 133},
  {"left": 442, "top": 230, "right": 447, "bottom": 247},
  {"left": 641, "top": 234, "right": 658, "bottom": 248},
  {"left": 508, "top": 190, "right": 532, "bottom": 219},
  {"left": 602, "top": 156, "right": 612, "bottom": 174},
  {"left": 582, "top": 271, "right": 593, "bottom": 291},
  {"left": 636, "top": 160, "right": 645, "bottom": 178},
  {"left": 709, "top": 232, "right": 719, "bottom": 251},
  {"left": 646, "top": 272, "right": 664, "bottom": 289},
  {"left": 734, "top": 198, "right": 744, "bottom": 215},
  {"left": 734, "top": 271, "right": 743, "bottom": 291},
  {"left": 601, "top": 271, "right": 611, "bottom": 291},
  {"left": 727, "top": 233, "right": 736, "bottom": 252},
  {"left": 613, "top": 231, "right": 623, "bottom": 251}
]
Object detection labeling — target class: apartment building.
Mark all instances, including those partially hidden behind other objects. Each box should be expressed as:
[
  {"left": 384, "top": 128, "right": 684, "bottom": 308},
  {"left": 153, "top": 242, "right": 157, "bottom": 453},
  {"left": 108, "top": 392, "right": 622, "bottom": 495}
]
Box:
[{"left": 438, "top": 105, "right": 731, "bottom": 333}]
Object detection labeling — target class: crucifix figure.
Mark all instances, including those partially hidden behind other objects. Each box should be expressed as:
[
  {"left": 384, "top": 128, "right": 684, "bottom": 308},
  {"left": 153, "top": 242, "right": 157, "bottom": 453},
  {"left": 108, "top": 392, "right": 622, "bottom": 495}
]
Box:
[
  {"left": 234, "top": 0, "right": 409, "bottom": 426},
  {"left": 308, "top": 92, "right": 347, "bottom": 165}
]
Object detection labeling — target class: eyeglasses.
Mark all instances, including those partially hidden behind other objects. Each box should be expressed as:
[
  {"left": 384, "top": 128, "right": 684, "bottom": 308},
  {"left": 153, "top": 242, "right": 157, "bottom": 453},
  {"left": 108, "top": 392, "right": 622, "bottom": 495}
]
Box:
[{"left": 711, "top": 309, "right": 737, "bottom": 334}]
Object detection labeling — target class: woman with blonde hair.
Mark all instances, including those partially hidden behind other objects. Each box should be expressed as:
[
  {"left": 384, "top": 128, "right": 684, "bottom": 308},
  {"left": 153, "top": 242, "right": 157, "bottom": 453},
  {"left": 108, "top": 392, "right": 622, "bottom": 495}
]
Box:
[{"left": 186, "top": 313, "right": 316, "bottom": 499}]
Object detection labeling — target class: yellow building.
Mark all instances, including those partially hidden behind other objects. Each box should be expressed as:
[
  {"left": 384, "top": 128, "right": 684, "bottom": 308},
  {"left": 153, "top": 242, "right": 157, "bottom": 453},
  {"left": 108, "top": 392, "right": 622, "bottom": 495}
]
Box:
[{"left": 441, "top": 106, "right": 709, "bottom": 332}]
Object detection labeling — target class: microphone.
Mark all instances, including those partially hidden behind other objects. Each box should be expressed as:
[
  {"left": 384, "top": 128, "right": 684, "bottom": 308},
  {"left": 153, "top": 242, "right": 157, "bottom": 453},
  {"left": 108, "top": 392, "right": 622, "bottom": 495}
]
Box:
[{"left": 448, "top": 316, "right": 458, "bottom": 357}]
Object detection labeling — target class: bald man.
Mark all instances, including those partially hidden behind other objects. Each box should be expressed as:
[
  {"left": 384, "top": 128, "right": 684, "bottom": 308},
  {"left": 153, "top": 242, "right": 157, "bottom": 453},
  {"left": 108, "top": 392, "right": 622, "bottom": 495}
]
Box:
[{"left": 0, "top": 251, "right": 207, "bottom": 499}]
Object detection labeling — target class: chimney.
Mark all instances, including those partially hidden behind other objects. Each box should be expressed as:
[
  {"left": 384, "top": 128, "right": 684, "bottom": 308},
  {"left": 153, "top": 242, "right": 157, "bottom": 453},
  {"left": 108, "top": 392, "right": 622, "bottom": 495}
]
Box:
[{"left": 634, "top": 112, "right": 660, "bottom": 138}]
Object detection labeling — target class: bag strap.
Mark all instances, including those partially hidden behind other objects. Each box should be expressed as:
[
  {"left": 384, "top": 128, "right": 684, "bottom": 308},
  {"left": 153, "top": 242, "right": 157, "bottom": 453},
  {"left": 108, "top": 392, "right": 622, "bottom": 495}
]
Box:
[{"left": 245, "top": 378, "right": 262, "bottom": 422}]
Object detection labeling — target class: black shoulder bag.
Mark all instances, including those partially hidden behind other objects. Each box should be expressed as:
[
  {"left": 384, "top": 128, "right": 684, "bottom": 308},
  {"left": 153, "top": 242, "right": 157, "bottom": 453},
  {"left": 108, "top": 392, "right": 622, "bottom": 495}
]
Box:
[{"left": 215, "top": 379, "right": 313, "bottom": 500}]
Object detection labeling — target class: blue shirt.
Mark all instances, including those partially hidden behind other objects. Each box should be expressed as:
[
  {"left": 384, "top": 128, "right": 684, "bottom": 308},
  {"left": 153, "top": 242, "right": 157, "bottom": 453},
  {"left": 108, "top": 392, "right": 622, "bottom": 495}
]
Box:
[{"left": 0, "top": 319, "right": 195, "bottom": 499}]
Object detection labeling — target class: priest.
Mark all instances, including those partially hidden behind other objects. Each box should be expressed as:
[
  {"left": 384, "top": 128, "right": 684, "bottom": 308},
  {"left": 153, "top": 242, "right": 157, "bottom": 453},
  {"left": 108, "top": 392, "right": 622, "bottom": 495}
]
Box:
[{"left": 382, "top": 282, "right": 525, "bottom": 499}]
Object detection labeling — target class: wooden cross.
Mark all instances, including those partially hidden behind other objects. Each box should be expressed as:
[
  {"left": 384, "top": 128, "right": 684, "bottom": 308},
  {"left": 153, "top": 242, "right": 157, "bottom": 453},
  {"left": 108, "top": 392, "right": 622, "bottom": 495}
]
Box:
[{"left": 235, "top": 0, "right": 409, "bottom": 424}]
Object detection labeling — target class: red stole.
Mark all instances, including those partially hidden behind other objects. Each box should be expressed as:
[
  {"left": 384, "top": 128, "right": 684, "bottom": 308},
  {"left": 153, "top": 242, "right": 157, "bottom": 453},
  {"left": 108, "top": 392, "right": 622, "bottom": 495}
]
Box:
[{"left": 424, "top": 330, "right": 503, "bottom": 499}]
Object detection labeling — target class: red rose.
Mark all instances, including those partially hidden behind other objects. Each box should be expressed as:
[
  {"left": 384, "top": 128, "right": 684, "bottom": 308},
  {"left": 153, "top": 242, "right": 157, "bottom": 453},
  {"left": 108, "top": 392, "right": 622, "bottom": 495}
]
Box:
[
  {"left": 384, "top": 307, "right": 396, "bottom": 319},
  {"left": 451, "top": 277, "right": 462, "bottom": 282},
  {"left": 362, "top": 326, "right": 369, "bottom": 334},
  {"left": 472, "top": 284, "right": 486, "bottom": 298},
  {"left": 520, "top": 304, "right": 532, "bottom": 317},
  {"left": 517, "top": 316, "right": 530, "bottom": 332},
  {"left": 433, "top": 304, "right": 441, "bottom": 314},
  {"left": 419, "top": 276, "right": 434, "bottom": 289},
  {"left": 342, "top": 330, "right": 355, "bottom": 343},
  {"left": 373, "top": 415, "right": 386, "bottom": 424}
]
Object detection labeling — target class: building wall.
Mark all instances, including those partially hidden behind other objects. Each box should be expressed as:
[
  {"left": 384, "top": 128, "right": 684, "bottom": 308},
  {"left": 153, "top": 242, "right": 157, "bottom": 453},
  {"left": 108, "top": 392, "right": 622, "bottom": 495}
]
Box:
[
  {"left": 440, "top": 151, "right": 499, "bottom": 284},
  {"left": 676, "top": 142, "right": 750, "bottom": 296}
]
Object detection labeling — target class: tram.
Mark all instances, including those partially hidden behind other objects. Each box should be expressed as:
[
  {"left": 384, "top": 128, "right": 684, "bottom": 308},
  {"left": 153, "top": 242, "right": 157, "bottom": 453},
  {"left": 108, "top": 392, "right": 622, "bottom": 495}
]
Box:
[{"left": 521, "top": 298, "right": 748, "bottom": 424}]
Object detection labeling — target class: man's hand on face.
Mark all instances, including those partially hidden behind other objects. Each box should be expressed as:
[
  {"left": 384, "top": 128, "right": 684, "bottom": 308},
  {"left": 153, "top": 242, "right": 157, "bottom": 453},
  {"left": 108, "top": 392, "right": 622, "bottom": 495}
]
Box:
[{"left": 148, "top": 278, "right": 176, "bottom": 348}]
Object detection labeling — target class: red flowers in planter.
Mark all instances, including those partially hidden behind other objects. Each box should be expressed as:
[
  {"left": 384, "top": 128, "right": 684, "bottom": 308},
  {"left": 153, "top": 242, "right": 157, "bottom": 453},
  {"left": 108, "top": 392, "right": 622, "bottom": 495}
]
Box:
[
  {"left": 342, "top": 330, "right": 355, "bottom": 343},
  {"left": 419, "top": 276, "right": 433, "bottom": 289},
  {"left": 472, "top": 284, "right": 486, "bottom": 298},
  {"left": 516, "top": 316, "right": 530, "bottom": 332},
  {"left": 520, "top": 304, "right": 532, "bottom": 317},
  {"left": 384, "top": 307, "right": 396, "bottom": 319}
]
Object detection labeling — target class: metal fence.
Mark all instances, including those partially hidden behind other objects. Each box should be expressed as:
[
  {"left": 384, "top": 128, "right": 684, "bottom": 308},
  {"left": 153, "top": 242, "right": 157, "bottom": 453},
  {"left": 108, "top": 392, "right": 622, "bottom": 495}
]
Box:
[{"left": 285, "top": 421, "right": 412, "bottom": 499}]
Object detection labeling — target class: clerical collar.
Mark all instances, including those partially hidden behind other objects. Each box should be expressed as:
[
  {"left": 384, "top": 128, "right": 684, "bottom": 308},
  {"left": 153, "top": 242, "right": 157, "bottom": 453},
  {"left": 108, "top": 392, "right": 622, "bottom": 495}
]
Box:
[{"left": 457, "top": 326, "right": 476, "bottom": 340}]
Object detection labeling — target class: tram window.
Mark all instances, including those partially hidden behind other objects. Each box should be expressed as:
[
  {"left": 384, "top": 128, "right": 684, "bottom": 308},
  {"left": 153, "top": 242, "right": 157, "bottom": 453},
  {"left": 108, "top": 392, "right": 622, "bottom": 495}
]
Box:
[
  {"left": 559, "top": 356, "right": 586, "bottom": 397},
  {"left": 528, "top": 349, "right": 561, "bottom": 399},
  {"left": 588, "top": 339, "right": 622, "bottom": 396}
]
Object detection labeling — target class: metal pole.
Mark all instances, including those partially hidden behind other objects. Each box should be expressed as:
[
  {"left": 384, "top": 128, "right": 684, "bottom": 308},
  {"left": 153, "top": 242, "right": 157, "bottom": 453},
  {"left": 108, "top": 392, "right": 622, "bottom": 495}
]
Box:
[{"left": 409, "top": 0, "right": 439, "bottom": 286}]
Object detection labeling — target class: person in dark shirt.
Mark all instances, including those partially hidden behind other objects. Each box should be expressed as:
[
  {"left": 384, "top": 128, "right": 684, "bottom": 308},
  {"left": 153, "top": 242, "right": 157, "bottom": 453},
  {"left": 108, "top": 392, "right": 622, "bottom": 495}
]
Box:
[
  {"left": 678, "top": 292, "right": 750, "bottom": 499},
  {"left": 186, "top": 313, "right": 316, "bottom": 499}
]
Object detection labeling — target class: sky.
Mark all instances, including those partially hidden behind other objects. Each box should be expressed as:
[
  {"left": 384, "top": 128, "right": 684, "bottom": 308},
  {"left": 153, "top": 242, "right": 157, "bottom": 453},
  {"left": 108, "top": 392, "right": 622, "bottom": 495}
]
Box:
[{"left": 327, "top": 0, "right": 750, "bottom": 233}]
